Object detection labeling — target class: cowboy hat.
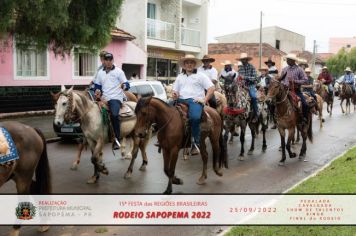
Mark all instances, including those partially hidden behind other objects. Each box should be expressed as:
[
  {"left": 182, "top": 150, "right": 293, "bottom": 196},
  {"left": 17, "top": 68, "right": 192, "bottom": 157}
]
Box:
[
  {"left": 201, "top": 55, "right": 215, "bottom": 62},
  {"left": 284, "top": 53, "right": 299, "bottom": 61},
  {"left": 345, "top": 67, "right": 352, "bottom": 72},
  {"left": 264, "top": 59, "right": 276, "bottom": 66},
  {"left": 178, "top": 54, "right": 200, "bottom": 68},
  {"left": 322, "top": 66, "right": 328, "bottom": 70},
  {"left": 305, "top": 68, "right": 311, "bottom": 73},
  {"left": 221, "top": 60, "right": 233, "bottom": 66},
  {"left": 259, "top": 66, "right": 269, "bottom": 71},
  {"left": 235, "top": 61, "right": 243, "bottom": 67},
  {"left": 236, "top": 53, "right": 252, "bottom": 61},
  {"left": 298, "top": 58, "right": 308, "bottom": 65}
]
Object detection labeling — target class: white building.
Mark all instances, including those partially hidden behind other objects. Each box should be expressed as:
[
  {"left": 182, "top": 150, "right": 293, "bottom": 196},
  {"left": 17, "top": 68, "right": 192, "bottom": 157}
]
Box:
[
  {"left": 118, "top": 0, "right": 209, "bottom": 81},
  {"left": 215, "top": 26, "right": 305, "bottom": 54}
]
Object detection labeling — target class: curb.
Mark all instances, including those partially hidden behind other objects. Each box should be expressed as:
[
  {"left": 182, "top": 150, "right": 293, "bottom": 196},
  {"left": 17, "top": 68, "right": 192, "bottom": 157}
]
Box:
[{"left": 0, "top": 110, "right": 54, "bottom": 119}]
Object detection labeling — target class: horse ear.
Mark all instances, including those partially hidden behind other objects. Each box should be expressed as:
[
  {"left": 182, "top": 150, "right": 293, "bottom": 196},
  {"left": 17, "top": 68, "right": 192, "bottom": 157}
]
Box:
[
  {"left": 50, "top": 91, "right": 60, "bottom": 103},
  {"left": 61, "top": 85, "right": 66, "bottom": 92},
  {"left": 67, "top": 86, "right": 74, "bottom": 93}
]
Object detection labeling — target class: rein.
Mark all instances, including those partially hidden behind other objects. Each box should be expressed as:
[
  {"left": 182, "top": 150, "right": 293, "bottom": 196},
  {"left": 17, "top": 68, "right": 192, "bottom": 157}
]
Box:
[{"left": 62, "top": 91, "right": 92, "bottom": 124}]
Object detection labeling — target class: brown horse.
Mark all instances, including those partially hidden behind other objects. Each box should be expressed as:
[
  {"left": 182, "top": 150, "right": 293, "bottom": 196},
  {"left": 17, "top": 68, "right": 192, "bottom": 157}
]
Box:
[
  {"left": 339, "top": 82, "right": 353, "bottom": 114},
  {"left": 313, "top": 80, "right": 333, "bottom": 117},
  {"left": 129, "top": 97, "right": 226, "bottom": 194},
  {"left": 267, "top": 79, "right": 313, "bottom": 165},
  {"left": 0, "top": 121, "right": 51, "bottom": 235}
]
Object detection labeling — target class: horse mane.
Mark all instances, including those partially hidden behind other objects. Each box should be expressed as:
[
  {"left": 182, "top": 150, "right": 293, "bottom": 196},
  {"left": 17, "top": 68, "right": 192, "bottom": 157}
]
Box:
[
  {"left": 71, "top": 90, "right": 92, "bottom": 114},
  {"left": 135, "top": 96, "right": 170, "bottom": 114}
]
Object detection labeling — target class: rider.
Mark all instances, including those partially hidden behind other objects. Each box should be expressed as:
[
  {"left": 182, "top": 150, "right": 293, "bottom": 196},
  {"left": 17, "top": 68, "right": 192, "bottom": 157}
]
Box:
[
  {"left": 96, "top": 52, "right": 130, "bottom": 150},
  {"left": 172, "top": 55, "right": 215, "bottom": 155},
  {"left": 317, "top": 66, "right": 333, "bottom": 95},
  {"left": 302, "top": 68, "right": 318, "bottom": 109},
  {"left": 279, "top": 53, "right": 309, "bottom": 124},
  {"left": 342, "top": 67, "right": 355, "bottom": 94},
  {"left": 237, "top": 53, "right": 259, "bottom": 122},
  {"left": 198, "top": 55, "right": 218, "bottom": 108},
  {"left": 257, "top": 66, "right": 271, "bottom": 95},
  {"left": 219, "top": 60, "right": 238, "bottom": 85},
  {"left": 265, "top": 58, "right": 279, "bottom": 77}
]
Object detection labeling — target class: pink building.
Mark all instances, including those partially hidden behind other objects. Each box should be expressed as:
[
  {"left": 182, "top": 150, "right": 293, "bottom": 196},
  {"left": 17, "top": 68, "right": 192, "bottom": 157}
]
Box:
[
  {"left": 329, "top": 37, "right": 356, "bottom": 54},
  {"left": 0, "top": 28, "right": 146, "bottom": 113}
]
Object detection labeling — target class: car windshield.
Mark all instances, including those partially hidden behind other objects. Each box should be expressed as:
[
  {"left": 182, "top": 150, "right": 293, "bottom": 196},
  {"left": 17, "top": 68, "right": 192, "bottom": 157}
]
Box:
[{"left": 152, "top": 84, "right": 164, "bottom": 95}]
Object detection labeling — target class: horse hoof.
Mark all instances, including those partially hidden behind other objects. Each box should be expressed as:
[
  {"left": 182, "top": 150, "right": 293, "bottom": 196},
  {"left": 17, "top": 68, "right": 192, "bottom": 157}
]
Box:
[
  {"left": 262, "top": 146, "right": 267, "bottom": 152},
  {"left": 290, "top": 153, "right": 297, "bottom": 158},
  {"left": 239, "top": 156, "right": 244, "bottom": 161},
  {"left": 100, "top": 168, "right": 109, "bottom": 175},
  {"left": 322, "top": 119, "right": 325, "bottom": 122},
  {"left": 214, "top": 168, "right": 223, "bottom": 177},
  {"left": 139, "top": 165, "right": 147, "bottom": 171},
  {"left": 247, "top": 150, "right": 253, "bottom": 155},
  {"left": 278, "top": 161, "right": 285, "bottom": 166},
  {"left": 87, "top": 176, "right": 98, "bottom": 184},
  {"left": 124, "top": 172, "right": 132, "bottom": 179},
  {"left": 173, "top": 178, "right": 184, "bottom": 185},
  {"left": 163, "top": 190, "right": 172, "bottom": 194},
  {"left": 196, "top": 178, "right": 206, "bottom": 185},
  {"left": 183, "top": 154, "right": 189, "bottom": 160},
  {"left": 38, "top": 226, "right": 50, "bottom": 232},
  {"left": 278, "top": 146, "right": 282, "bottom": 151},
  {"left": 303, "top": 159, "right": 309, "bottom": 162},
  {"left": 125, "top": 154, "right": 132, "bottom": 160},
  {"left": 70, "top": 164, "right": 78, "bottom": 171}
]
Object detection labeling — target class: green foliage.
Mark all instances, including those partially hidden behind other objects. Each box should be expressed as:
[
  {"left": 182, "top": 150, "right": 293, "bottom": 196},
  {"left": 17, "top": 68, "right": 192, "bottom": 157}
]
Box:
[
  {"left": 0, "top": 0, "right": 124, "bottom": 56},
  {"left": 326, "top": 47, "right": 356, "bottom": 77}
]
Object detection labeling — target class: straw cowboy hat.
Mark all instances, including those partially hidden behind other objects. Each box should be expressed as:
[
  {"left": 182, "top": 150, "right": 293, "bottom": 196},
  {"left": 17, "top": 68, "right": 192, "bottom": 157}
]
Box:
[
  {"left": 178, "top": 54, "right": 200, "bottom": 68},
  {"left": 305, "top": 68, "right": 312, "bottom": 73},
  {"left": 345, "top": 67, "right": 352, "bottom": 72},
  {"left": 236, "top": 53, "right": 252, "bottom": 61},
  {"left": 264, "top": 59, "right": 275, "bottom": 66},
  {"left": 322, "top": 66, "right": 328, "bottom": 70},
  {"left": 284, "top": 53, "right": 299, "bottom": 61},
  {"left": 221, "top": 60, "right": 233, "bottom": 66},
  {"left": 201, "top": 55, "right": 215, "bottom": 62},
  {"left": 259, "top": 65, "right": 269, "bottom": 71},
  {"left": 298, "top": 58, "right": 308, "bottom": 65}
]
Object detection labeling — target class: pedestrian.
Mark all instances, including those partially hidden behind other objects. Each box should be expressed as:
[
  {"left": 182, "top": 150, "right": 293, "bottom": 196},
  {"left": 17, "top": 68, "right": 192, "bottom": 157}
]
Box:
[{"left": 95, "top": 53, "right": 130, "bottom": 150}]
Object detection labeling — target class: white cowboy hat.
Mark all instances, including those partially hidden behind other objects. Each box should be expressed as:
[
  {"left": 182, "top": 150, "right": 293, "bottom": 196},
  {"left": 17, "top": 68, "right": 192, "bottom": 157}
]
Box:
[
  {"left": 236, "top": 53, "right": 252, "bottom": 61},
  {"left": 221, "top": 60, "right": 233, "bottom": 66},
  {"left": 298, "top": 58, "right": 308, "bottom": 65},
  {"left": 284, "top": 53, "right": 299, "bottom": 61},
  {"left": 178, "top": 54, "right": 200, "bottom": 68},
  {"left": 305, "top": 68, "right": 311, "bottom": 73},
  {"left": 345, "top": 67, "right": 352, "bottom": 72},
  {"left": 322, "top": 66, "right": 328, "bottom": 70}
]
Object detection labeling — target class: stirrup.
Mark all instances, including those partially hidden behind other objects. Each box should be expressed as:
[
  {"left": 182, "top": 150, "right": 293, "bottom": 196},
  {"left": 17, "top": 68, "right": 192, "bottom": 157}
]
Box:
[
  {"left": 193, "top": 143, "right": 200, "bottom": 153},
  {"left": 115, "top": 138, "right": 121, "bottom": 148}
]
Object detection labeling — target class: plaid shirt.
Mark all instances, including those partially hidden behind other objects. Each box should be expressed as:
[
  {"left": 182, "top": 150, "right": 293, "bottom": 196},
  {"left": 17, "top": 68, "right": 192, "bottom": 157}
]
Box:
[
  {"left": 280, "top": 64, "right": 308, "bottom": 88},
  {"left": 238, "top": 63, "right": 257, "bottom": 86}
]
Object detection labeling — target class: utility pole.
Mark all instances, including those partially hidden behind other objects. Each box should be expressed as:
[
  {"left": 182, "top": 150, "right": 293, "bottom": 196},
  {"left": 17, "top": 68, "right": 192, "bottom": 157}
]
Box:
[
  {"left": 259, "top": 11, "right": 263, "bottom": 70},
  {"left": 312, "top": 40, "right": 316, "bottom": 77}
]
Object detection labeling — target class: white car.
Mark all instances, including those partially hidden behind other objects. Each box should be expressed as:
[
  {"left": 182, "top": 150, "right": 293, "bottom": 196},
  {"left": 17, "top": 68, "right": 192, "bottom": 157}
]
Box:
[{"left": 129, "top": 80, "right": 168, "bottom": 102}]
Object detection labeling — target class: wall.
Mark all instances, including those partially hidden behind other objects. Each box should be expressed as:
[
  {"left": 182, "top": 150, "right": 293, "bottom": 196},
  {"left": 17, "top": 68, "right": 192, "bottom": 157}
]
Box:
[{"left": 329, "top": 38, "right": 356, "bottom": 54}]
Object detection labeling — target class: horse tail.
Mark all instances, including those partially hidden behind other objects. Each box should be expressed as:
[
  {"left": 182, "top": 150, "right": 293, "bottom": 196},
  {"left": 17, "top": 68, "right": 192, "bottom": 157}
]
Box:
[
  {"left": 219, "top": 131, "right": 228, "bottom": 168},
  {"left": 32, "top": 128, "right": 52, "bottom": 194},
  {"left": 307, "top": 114, "right": 313, "bottom": 143}
]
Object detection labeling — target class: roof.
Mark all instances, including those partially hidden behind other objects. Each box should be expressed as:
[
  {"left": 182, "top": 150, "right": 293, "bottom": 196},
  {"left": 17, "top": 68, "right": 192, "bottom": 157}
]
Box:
[
  {"left": 208, "top": 43, "right": 287, "bottom": 57},
  {"left": 317, "top": 53, "right": 334, "bottom": 61},
  {"left": 111, "top": 27, "right": 135, "bottom": 40}
]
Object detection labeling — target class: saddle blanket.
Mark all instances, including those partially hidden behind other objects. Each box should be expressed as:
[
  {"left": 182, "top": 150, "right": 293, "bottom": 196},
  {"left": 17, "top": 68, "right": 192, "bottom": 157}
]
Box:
[{"left": 0, "top": 127, "right": 19, "bottom": 164}]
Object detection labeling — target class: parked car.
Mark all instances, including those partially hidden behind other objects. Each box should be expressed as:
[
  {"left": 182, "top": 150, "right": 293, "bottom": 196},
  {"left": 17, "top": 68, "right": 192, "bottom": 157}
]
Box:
[
  {"left": 53, "top": 80, "right": 168, "bottom": 139},
  {"left": 129, "top": 80, "right": 168, "bottom": 102}
]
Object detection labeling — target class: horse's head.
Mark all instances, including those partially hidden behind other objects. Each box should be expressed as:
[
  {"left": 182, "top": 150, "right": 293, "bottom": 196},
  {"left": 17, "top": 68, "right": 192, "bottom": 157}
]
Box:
[
  {"left": 53, "top": 86, "right": 74, "bottom": 126},
  {"left": 267, "top": 77, "right": 283, "bottom": 102},
  {"left": 313, "top": 80, "right": 321, "bottom": 92},
  {"left": 134, "top": 96, "right": 154, "bottom": 138}
]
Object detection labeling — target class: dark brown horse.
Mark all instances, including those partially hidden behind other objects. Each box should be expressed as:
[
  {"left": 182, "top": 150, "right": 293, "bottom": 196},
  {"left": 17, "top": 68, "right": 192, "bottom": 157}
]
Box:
[
  {"left": 267, "top": 79, "right": 313, "bottom": 165},
  {"left": 129, "top": 97, "right": 226, "bottom": 194},
  {"left": 339, "top": 82, "right": 353, "bottom": 114},
  {"left": 0, "top": 121, "right": 51, "bottom": 235},
  {"left": 313, "top": 80, "right": 333, "bottom": 117}
]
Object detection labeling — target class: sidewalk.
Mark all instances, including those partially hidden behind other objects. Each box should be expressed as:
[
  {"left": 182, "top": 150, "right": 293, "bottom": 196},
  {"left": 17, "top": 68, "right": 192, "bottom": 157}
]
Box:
[{"left": 0, "top": 114, "right": 57, "bottom": 140}]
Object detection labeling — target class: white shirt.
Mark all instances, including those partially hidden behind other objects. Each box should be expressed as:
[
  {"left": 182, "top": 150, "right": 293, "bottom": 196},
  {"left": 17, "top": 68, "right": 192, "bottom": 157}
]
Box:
[
  {"left": 259, "top": 76, "right": 267, "bottom": 87},
  {"left": 96, "top": 65, "right": 128, "bottom": 102},
  {"left": 173, "top": 72, "right": 214, "bottom": 100},
  {"left": 197, "top": 66, "right": 218, "bottom": 82},
  {"left": 220, "top": 69, "right": 238, "bottom": 80}
]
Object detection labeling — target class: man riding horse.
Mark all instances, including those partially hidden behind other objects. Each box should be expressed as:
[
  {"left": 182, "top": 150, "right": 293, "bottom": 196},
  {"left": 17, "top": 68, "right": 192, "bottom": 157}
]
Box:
[
  {"left": 172, "top": 54, "right": 215, "bottom": 155},
  {"left": 198, "top": 55, "right": 219, "bottom": 108},
  {"left": 280, "top": 53, "right": 310, "bottom": 124},
  {"left": 317, "top": 66, "right": 333, "bottom": 96},
  {"left": 342, "top": 67, "right": 355, "bottom": 94}
]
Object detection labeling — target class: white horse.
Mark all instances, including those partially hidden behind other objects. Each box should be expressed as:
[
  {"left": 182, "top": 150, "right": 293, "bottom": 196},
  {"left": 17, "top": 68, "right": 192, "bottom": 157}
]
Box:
[{"left": 52, "top": 86, "right": 151, "bottom": 183}]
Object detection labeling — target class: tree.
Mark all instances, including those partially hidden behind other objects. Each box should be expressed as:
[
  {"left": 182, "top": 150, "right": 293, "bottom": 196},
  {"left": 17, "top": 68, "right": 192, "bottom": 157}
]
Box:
[
  {"left": 0, "top": 0, "right": 124, "bottom": 56},
  {"left": 326, "top": 47, "right": 356, "bottom": 77}
]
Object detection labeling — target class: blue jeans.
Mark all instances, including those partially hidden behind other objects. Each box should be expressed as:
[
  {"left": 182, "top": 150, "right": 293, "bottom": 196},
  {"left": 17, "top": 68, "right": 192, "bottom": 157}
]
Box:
[
  {"left": 296, "top": 89, "right": 308, "bottom": 120},
  {"left": 108, "top": 100, "right": 122, "bottom": 140},
  {"left": 177, "top": 98, "right": 203, "bottom": 145},
  {"left": 248, "top": 86, "right": 258, "bottom": 115},
  {"left": 327, "top": 84, "right": 334, "bottom": 93}
]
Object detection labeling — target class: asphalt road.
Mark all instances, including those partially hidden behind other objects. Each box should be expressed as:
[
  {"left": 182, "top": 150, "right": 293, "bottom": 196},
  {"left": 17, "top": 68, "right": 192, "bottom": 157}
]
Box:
[{"left": 1, "top": 103, "right": 356, "bottom": 235}]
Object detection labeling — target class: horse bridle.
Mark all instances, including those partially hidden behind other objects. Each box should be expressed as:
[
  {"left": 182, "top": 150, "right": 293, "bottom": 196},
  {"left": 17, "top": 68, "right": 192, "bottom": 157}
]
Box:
[
  {"left": 61, "top": 91, "right": 90, "bottom": 124},
  {"left": 269, "top": 78, "right": 289, "bottom": 104}
]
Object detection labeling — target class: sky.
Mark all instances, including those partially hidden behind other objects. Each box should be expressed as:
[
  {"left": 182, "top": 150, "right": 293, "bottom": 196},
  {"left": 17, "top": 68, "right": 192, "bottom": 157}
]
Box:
[{"left": 208, "top": 0, "right": 356, "bottom": 53}]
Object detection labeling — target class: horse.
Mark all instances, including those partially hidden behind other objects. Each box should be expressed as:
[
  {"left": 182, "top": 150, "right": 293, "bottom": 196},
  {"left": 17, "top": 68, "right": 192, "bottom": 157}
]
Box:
[
  {"left": 313, "top": 80, "right": 333, "bottom": 117},
  {"left": 267, "top": 78, "right": 313, "bottom": 165},
  {"left": 52, "top": 87, "right": 151, "bottom": 184},
  {"left": 338, "top": 82, "right": 353, "bottom": 114},
  {"left": 0, "top": 121, "right": 51, "bottom": 235},
  {"left": 130, "top": 97, "right": 227, "bottom": 194}
]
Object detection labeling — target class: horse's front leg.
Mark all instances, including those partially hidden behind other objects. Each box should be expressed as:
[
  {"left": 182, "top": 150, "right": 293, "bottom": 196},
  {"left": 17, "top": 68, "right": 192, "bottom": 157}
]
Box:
[
  {"left": 247, "top": 124, "right": 255, "bottom": 155},
  {"left": 197, "top": 136, "right": 209, "bottom": 185},
  {"left": 262, "top": 120, "right": 267, "bottom": 152},
  {"left": 239, "top": 122, "right": 247, "bottom": 160},
  {"left": 71, "top": 142, "right": 85, "bottom": 170},
  {"left": 124, "top": 137, "right": 134, "bottom": 160},
  {"left": 163, "top": 147, "right": 181, "bottom": 194},
  {"left": 278, "top": 128, "right": 287, "bottom": 165},
  {"left": 120, "top": 137, "right": 126, "bottom": 159},
  {"left": 87, "top": 137, "right": 107, "bottom": 184},
  {"left": 287, "top": 127, "right": 297, "bottom": 159},
  {"left": 124, "top": 137, "right": 140, "bottom": 179},
  {"left": 340, "top": 99, "right": 345, "bottom": 114},
  {"left": 138, "top": 131, "right": 151, "bottom": 171},
  {"left": 299, "top": 126, "right": 308, "bottom": 160}
]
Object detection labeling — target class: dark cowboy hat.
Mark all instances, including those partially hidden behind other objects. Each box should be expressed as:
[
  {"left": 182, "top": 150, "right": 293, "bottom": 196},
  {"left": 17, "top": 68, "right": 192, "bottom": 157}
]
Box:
[
  {"left": 264, "top": 59, "right": 275, "bottom": 66},
  {"left": 201, "top": 55, "right": 215, "bottom": 62}
]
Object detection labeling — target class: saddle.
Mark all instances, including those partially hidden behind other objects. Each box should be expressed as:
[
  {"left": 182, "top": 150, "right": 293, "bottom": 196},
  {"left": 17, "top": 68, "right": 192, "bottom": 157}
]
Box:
[{"left": 288, "top": 91, "right": 317, "bottom": 114}]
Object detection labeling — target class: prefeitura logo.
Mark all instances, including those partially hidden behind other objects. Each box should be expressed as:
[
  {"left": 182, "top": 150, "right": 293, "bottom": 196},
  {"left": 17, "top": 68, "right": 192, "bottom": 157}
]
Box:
[{"left": 15, "top": 202, "right": 36, "bottom": 220}]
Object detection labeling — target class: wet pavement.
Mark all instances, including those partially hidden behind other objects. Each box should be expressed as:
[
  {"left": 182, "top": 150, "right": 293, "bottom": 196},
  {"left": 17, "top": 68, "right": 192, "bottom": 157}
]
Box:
[{"left": 1, "top": 103, "right": 356, "bottom": 235}]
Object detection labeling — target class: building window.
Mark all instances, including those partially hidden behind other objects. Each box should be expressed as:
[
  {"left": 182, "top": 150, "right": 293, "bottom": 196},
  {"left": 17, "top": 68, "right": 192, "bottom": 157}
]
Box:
[
  {"left": 275, "top": 40, "right": 280, "bottom": 50},
  {"left": 147, "top": 57, "right": 157, "bottom": 77},
  {"left": 170, "top": 61, "right": 178, "bottom": 77},
  {"left": 16, "top": 48, "right": 47, "bottom": 77},
  {"left": 147, "top": 3, "right": 156, "bottom": 19},
  {"left": 73, "top": 48, "right": 97, "bottom": 77},
  {"left": 157, "top": 59, "right": 169, "bottom": 77},
  {"left": 147, "top": 58, "right": 179, "bottom": 78}
]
